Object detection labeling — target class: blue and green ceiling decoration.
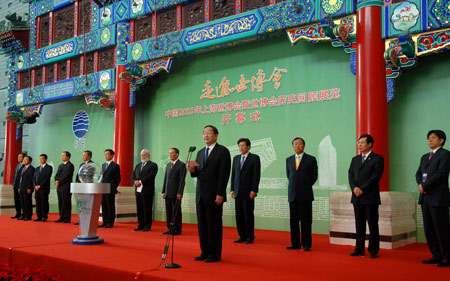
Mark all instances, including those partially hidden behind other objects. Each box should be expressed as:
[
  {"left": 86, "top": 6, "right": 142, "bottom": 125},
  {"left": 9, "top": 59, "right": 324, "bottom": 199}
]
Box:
[{"left": 7, "top": 0, "right": 450, "bottom": 113}]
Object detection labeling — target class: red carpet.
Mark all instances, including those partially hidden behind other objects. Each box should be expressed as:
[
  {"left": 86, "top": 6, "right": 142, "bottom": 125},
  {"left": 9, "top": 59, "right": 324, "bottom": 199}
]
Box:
[{"left": 0, "top": 214, "right": 448, "bottom": 280}]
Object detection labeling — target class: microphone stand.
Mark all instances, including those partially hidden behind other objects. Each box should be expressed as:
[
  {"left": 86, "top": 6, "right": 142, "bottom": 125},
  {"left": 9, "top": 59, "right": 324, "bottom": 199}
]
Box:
[{"left": 158, "top": 147, "right": 195, "bottom": 269}]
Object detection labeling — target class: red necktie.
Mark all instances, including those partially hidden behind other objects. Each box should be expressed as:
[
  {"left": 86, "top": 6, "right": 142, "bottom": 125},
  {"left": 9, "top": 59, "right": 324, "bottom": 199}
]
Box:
[
  {"left": 429, "top": 151, "right": 434, "bottom": 160},
  {"left": 171, "top": 162, "right": 174, "bottom": 170}
]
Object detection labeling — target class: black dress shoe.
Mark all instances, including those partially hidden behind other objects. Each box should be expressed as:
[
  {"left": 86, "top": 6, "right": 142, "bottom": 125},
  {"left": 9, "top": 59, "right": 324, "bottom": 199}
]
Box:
[
  {"left": 33, "top": 218, "right": 42, "bottom": 222},
  {"left": 74, "top": 222, "right": 79, "bottom": 225},
  {"left": 234, "top": 237, "right": 246, "bottom": 243},
  {"left": 286, "top": 245, "right": 301, "bottom": 250},
  {"left": 104, "top": 225, "right": 113, "bottom": 228},
  {"left": 245, "top": 238, "right": 254, "bottom": 244},
  {"left": 54, "top": 219, "right": 63, "bottom": 223},
  {"left": 303, "top": 247, "right": 311, "bottom": 251},
  {"left": 172, "top": 231, "right": 182, "bottom": 235},
  {"left": 41, "top": 218, "right": 47, "bottom": 222},
  {"left": 436, "top": 260, "right": 450, "bottom": 267},
  {"left": 162, "top": 231, "right": 170, "bottom": 235},
  {"left": 422, "top": 257, "right": 441, "bottom": 264},
  {"left": 98, "top": 224, "right": 106, "bottom": 228},
  {"left": 134, "top": 227, "right": 143, "bottom": 231},
  {"left": 205, "top": 256, "right": 221, "bottom": 263},
  {"left": 63, "top": 221, "right": 70, "bottom": 223},
  {"left": 11, "top": 215, "right": 20, "bottom": 219},
  {"left": 350, "top": 251, "right": 365, "bottom": 256},
  {"left": 142, "top": 228, "right": 151, "bottom": 232},
  {"left": 23, "top": 218, "right": 30, "bottom": 221},
  {"left": 17, "top": 217, "right": 25, "bottom": 220},
  {"left": 370, "top": 253, "right": 378, "bottom": 259},
  {"left": 194, "top": 255, "right": 207, "bottom": 261}
]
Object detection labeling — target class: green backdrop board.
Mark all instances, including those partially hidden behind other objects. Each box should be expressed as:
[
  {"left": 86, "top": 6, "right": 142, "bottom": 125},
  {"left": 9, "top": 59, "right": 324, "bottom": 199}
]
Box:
[
  {"left": 390, "top": 50, "right": 450, "bottom": 243},
  {"left": 135, "top": 36, "right": 357, "bottom": 234},
  {"left": 21, "top": 34, "right": 450, "bottom": 241},
  {"left": 27, "top": 98, "right": 114, "bottom": 213}
]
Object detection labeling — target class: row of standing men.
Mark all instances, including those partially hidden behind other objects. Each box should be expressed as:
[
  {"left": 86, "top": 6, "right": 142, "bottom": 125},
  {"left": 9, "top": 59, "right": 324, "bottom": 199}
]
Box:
[{"left": 9, "top": 126, "right": 450, "bottom": 266}]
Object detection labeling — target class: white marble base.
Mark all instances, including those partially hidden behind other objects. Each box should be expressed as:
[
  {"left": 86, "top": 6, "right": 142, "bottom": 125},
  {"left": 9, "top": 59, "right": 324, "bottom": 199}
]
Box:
[
  {"left": 0, "top": 184, "right": 16, "bottom": 215},
  {"left": 329, "top": 191, "right": 416, "bottom": 249},
  {"left": 100, "top": 186, "right": 137, "bottom": 223}
]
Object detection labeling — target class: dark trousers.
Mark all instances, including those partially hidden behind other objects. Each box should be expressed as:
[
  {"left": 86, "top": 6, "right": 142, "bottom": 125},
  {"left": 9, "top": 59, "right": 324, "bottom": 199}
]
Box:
[
  {"left": 165, "top": 197, "right": 182, "bottom": 232},
  {"left": 101, "top": 194, "right": 116, "bottom": 226},
  {"left": 422, "top": 201, "right": 450, "bottom": 260},
  {"left": 136, "top": 192, "right": 153, "bottom": 229},
  {"left": 13, "top": 187, "right": 22, "bottom": 216},
  {"left": 196, "top": 201, "right": 223, "bottom": 259},
  {"left": 235, "top": 194, "right": 255, "bottom": 240},
  {"left": 353, "top": 204, "right": 379, "bottom": 254},
  {"left": 35, "top": 190, "right": 49, "bottom": 219},
  {"left": 57, "top": 189, "right": 72, "bottom": 222},
  {"left": 289, "top": 200, "right": 312, "bottom": 248},
  {"left": 19, "top": 191, "right": 33, "bottom": 219}
]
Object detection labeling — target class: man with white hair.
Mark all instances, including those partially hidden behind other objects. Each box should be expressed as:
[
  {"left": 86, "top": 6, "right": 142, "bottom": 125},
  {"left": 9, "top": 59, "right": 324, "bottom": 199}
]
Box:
[{"left": 132, "top": 149, "right": 158, "bottom": 231}]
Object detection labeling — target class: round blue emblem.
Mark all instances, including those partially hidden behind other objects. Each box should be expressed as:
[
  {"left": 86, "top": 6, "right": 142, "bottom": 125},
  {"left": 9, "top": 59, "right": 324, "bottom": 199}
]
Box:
[{"left": 72, "top": 110, "right": 90, "bottom": 138}]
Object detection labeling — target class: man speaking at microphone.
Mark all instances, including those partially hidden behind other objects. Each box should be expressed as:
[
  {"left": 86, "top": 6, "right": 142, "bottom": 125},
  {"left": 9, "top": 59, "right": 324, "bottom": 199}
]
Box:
[{"left": 189, "top": 125, "right": 231, "bottom": 263}]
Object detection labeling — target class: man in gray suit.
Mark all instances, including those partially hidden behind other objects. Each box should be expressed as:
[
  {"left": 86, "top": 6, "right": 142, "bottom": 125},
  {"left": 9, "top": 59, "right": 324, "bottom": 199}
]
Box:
[{"left": 162, "top": 148, "right": 186, "bottom": 235}]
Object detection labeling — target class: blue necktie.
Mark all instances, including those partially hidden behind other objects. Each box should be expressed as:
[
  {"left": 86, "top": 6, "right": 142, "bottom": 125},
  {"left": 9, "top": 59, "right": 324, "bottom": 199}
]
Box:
[
  {"left": 204, "top": 147, "right": 209, "bottom": 164},
  {"left": 240, "top": 155, "right": 245, "bottom": 170}
]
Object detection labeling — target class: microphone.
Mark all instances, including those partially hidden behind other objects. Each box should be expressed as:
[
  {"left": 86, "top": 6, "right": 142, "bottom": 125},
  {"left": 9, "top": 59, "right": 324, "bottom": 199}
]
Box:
[{"left": 189, "top": 146, "right": 196, "bottom": 152}]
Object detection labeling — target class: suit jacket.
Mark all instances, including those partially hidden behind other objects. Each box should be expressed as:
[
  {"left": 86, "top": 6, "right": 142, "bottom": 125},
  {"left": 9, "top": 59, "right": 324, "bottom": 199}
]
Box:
[
  {"left": 132, "top": 161, "right": 158, "bottom": 195},
  {"left": 286, "top": 153, "right": 318, "bottom": 203},
  {"left": 55, "top": 161, "right": 75, "bottom": 193},
  {"left": 230, "top": 153, "right": 261, "bottom": 198},
  {"left": 348, "top": 152, "right": 384, "bottom": 205},
  {"left": 76, "top": 160, "right": 94, "bottom": 183},
  {"left": 19, "top": 165, "right": 36, "bottom": 193},
  {"left": 101, "top": 161, "right": 121, "bottom": 194},
  {"left": 415, "top": 147, "right": 450, "bottom": 207},
  {"left": 162, "top": 160, "right": 186, "bottom": 198},
  {"left": 13, "top": 163, "right": 24, "bottom": 189},
  {"left": 33, "top": 164, "right": 53, "bottom": 193},
  {"left": 191, "top": 143, "right": 231, "bottom": 204}
]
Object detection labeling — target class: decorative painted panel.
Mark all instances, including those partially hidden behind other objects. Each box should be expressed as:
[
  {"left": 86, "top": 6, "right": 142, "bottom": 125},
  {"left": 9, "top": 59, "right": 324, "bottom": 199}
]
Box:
[
  {"left": 130, "top": 0, "right": 145, "bottom": 18},
  {"left": 15, "top": 68, "right": 115, "bottom": 106},
  {"left": 428, "top": 0, "right": 450, "bottom": 30},
  {"left": 383, "top": 0, "right": 427, "bottom": 38},
  {"left": 100, "top": 4, "right": 115, "bottom": 28}
]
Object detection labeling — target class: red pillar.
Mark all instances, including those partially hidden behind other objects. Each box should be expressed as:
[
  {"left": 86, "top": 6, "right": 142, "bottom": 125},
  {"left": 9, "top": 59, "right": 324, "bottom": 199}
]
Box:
[
  {"left": 3, "top": 122, "right": 22, "bottom": 185},
  {"left": 356, "top": 1, "right": 389, "bottom": 191},
  {"left": 114, "top": 64, "right": 135, "bottom": 186}
]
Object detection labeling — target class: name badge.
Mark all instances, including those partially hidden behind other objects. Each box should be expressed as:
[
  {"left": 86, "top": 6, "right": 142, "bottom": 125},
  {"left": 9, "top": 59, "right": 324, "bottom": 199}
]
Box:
[{"left": 422, "top": 173, "right": 428, "bottom": 182}]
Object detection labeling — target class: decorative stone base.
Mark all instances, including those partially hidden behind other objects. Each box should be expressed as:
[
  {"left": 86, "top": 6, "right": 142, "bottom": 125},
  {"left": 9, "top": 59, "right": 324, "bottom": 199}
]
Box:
[
  {"left": 99, "top": 186, "right": 137, "bottom": 223},
  {"left": 329, "top": 191, "right": 416, "bottom": 249},
  {"left": 0, "top": 184, "right": 15, "bottom": 215}
]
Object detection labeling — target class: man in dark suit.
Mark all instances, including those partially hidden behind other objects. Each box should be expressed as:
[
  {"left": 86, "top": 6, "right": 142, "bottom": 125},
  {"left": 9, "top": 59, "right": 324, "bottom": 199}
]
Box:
[
  {"left": 19, "top": 156, "right": 35, "bottom": 221},
  {"left": 189, "top": 125, "right": 231, "bottom": 263},
  {"left": 11, "top": 153, "right": 24, "bottom": 219},
  {"left": 74, "top": 150, "right": 94, "bottom": 225},
  {"left": 33, "top": 154, "right": 53, "bottom": 222},
  {"left": 132, "top": 149, "right": 158, "bottom": 232},
  {"left": 231, "top": 138, "right": 261, "bottom": 244},
  {"left": 54, "top": 151, "right": 75, "bottom": 223},
  {"left": 348, "top": 134, "right": 384, "bottom": 259},
  {"left": 416, "top": 130, "right": 450, "bottom": 267},
  {"left": 286, "top": 137, "right": 318, "bottom": 251},
  {"left": 100, "top": 149, "right": 121, "bottom": 228},
  {"left": 162, "top": 147, "right": 186, "bottom": 235}
]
